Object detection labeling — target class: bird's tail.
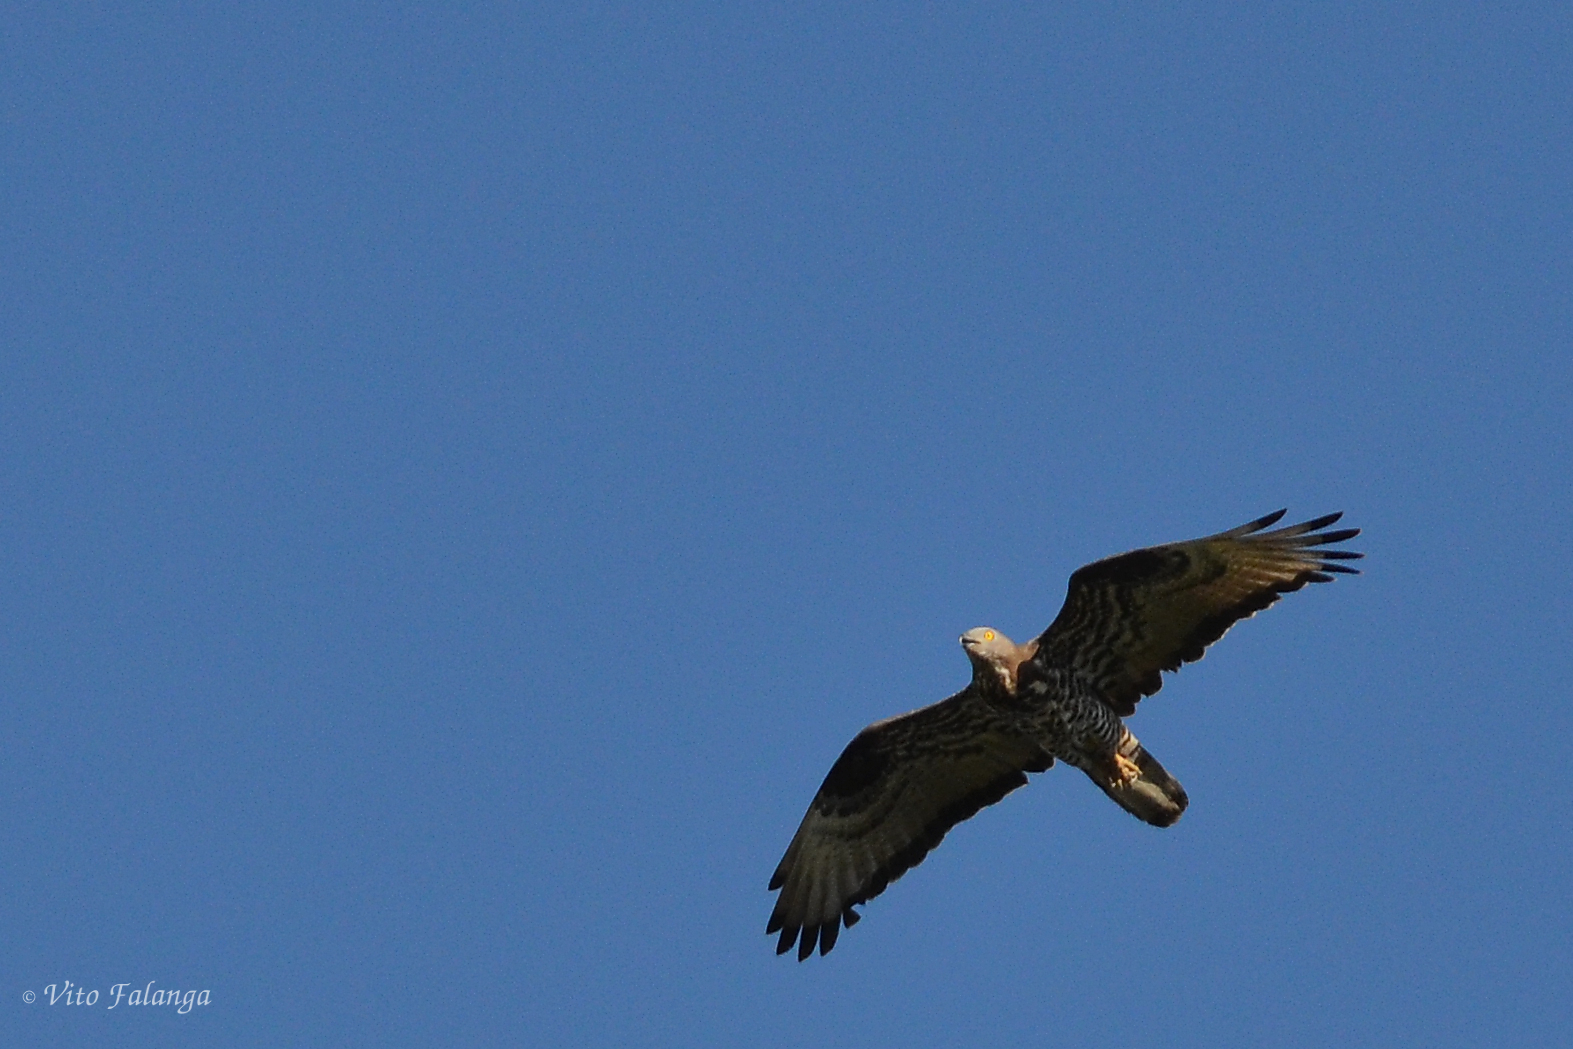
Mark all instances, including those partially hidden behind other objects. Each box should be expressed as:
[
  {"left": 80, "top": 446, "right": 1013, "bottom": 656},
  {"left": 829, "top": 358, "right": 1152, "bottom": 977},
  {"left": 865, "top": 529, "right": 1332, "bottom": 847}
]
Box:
[{"left": 1095, "top": 731, "right": 1188, "bottom": 828}]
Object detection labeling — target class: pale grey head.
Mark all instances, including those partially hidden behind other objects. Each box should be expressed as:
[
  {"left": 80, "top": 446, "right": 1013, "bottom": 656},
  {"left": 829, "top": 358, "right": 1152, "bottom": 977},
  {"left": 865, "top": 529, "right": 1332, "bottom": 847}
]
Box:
[{"left": 959, "top": 627, "right": 1034, "bottom": 693}]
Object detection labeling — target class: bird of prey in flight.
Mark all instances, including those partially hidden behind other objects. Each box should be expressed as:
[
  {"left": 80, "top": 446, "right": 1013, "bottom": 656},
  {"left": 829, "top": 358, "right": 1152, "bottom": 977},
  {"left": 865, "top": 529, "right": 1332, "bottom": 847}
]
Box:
[{"left": 767, "top": 510, "right": 1361, "bottom": 960}]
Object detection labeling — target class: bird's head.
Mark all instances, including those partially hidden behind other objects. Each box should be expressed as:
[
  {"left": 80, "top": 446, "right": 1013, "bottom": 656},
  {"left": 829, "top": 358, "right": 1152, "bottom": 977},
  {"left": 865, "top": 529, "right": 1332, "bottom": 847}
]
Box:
[
  {"left": 960, "top": 626, "right": 1012, "bottom": 654},
  {"left": 960, "top": 627, "right": 1025, "bottom": 693}
]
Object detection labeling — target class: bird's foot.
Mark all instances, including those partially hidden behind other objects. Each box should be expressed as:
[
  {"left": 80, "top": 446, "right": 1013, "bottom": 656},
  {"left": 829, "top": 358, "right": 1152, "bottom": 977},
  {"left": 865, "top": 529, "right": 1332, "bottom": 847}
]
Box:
[{"left": 1111, "top": 752, "right": 1142, "bottom": 789}]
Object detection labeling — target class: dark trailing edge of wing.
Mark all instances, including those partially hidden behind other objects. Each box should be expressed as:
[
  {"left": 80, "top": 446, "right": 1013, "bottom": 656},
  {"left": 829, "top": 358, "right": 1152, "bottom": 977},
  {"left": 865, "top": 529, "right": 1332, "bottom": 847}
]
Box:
[{"left": 766, "top": 756, "right": 1051, "bottom": 960}]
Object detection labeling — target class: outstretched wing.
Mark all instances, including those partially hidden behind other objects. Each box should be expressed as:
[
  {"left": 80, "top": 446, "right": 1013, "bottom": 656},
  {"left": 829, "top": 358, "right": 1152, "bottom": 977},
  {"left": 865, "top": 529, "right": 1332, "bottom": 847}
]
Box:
[
  {"left": 1032, "top": 510, "right": 1362, "bottom": 717},
  {"left": 767, "top": 691, "right": 1052, "bottom": 960}
]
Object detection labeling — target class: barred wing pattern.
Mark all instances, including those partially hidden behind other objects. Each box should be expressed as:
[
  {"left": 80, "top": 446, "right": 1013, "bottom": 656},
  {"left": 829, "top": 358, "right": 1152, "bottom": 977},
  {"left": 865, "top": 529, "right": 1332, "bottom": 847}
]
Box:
[
  {"left": 1033, "top": 510, "right": 1363, "bottom": 717},
  {"left": 767, "top": 692, "right": 1052, "bottom": 960}
]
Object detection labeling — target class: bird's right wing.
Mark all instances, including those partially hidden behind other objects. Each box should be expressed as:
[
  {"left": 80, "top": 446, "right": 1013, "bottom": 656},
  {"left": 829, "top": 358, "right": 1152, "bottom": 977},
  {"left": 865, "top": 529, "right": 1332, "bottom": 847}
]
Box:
[{"left": 767, "top": 691, "right": 1051, "bottom": 960}]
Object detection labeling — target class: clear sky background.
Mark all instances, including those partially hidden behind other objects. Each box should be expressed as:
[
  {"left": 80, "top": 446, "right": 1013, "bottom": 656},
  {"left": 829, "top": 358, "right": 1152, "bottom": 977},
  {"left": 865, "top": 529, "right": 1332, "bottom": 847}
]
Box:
[{"left": 4, "top": 4, "right": 1570, "bottom": 1047}]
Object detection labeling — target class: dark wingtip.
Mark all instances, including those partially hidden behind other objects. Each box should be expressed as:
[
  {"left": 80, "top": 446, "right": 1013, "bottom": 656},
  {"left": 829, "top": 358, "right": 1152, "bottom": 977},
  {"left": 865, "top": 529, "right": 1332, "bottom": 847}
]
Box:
[
  {"left": 1298, "top": 510, "right": 1344, "bottom": 531},
  {"left": 1246, "top": 508, "right": 1289, "bottom": 533},
  {"left": 1309, "top": 527, "right": 1361, "bottom": 545},
  {"left": 775, "top": 925, "right": 798, "bottom": 955},
  {"left": 797, "top": 925, "right": 818, "bottom": 961}
]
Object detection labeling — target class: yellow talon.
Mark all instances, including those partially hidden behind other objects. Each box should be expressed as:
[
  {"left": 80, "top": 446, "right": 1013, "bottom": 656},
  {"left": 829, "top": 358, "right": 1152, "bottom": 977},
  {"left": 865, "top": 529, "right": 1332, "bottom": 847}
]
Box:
[{"left": 1112, "top": 752, "right": 1142, "bottom": 788}]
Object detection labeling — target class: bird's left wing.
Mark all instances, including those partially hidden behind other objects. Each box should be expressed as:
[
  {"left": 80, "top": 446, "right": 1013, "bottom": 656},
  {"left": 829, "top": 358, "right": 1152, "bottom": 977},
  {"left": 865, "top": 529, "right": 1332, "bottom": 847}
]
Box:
[
  {"left": 767, "top": 691, "right": 1051, "bottom": 960},
  {"left": 1031, "top": 509, "right": 1362, "bottom": 717}
]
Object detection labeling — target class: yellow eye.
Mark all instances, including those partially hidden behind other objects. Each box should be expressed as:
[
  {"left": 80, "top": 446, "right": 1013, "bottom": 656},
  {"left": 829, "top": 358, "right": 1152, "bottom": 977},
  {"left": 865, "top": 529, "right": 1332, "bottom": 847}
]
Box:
[{"left": 983, "top": 630, "right": 995, "bottom": 641}]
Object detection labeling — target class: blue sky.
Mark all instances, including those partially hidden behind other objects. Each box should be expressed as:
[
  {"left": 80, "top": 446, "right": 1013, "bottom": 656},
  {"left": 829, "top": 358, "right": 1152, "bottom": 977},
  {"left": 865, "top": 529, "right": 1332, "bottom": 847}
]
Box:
[{"left": 4, "top": 3, "right": 1570, "bottom": 1046}]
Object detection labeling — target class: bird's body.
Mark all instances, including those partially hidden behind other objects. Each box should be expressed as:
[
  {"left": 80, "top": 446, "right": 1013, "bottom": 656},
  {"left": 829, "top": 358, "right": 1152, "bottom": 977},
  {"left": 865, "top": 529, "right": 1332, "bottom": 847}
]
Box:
[{"left": 768, "top": 510, "right": 1361, "bottom": 959}]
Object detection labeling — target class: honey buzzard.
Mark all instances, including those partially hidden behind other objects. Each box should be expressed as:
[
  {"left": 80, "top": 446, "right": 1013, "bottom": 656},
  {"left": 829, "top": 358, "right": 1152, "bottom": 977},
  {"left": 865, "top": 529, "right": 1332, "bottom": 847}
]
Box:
[{"left": 767, "top": 510, "right": 1361, "bottom": 959}]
